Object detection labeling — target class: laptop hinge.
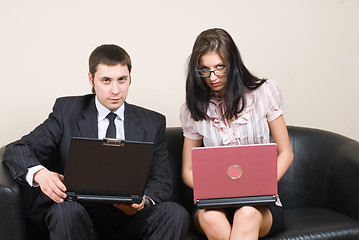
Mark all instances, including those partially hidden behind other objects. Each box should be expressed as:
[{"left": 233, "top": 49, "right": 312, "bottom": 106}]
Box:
[
  {"left": 196, "top": 195, "right": 277, "bottom": 209},
  {"left": 66, "top": 192, "right": 78, "bottom": 201},
  {"left": 131, "top": 195, "right": 142, "bottom": 204}
]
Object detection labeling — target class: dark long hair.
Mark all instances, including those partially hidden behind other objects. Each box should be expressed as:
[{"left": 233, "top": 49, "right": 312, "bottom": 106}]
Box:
[{"left": 186, "top": 28, "right": 266, "bottom": 121}]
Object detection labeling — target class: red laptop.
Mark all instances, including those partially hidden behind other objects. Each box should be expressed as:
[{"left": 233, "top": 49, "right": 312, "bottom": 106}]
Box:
[{"left": 192, "top": 143, "right": 278, "bottom": 208}]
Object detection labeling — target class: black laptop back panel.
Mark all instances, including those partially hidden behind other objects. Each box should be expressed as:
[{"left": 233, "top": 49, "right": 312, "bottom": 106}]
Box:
[{"left": 64, "top": 137, "right": 153, "bottom": 204}]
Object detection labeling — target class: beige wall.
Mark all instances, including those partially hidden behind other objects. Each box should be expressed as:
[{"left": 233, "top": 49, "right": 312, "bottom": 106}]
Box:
[{"left": 0, "top": 0, "right": 358, "bottom": 147}]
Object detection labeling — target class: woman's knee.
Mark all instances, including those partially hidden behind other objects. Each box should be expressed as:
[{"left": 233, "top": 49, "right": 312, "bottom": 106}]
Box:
[
  {"left": 234, "top": 206, "right": 263, "bottom": 222},
  {"left": 197, "top": 209, "right": 231, "bottom": 239},
  {"left": 233, "top": 206, "right": 272, "bottom": 236},
  {"left": 198, "top": 209, "right": 225, "bottom": 226}
]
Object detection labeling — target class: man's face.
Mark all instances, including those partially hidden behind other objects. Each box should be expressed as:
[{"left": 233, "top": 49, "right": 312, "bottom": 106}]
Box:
[{"left": 89, "top": 63, "right": 130, "bottom": 111}]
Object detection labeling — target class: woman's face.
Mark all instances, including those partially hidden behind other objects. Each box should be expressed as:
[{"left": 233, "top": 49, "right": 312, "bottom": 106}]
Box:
[{"left": 198, "top": 52, "right": 227, "bottom": 98}]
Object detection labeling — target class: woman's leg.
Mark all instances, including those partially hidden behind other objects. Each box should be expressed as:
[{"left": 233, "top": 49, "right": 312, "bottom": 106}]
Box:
[
  {"left": 230, "top": 206, "right": 272, "bottom": 240},
  {"left": 196, "top": 208, "right": 232, "bottom": 240}
]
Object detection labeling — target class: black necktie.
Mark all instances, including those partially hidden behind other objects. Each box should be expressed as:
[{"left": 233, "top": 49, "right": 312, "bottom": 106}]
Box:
[{"left": 105, "top": 112, "right": 117, "bottom": 138}]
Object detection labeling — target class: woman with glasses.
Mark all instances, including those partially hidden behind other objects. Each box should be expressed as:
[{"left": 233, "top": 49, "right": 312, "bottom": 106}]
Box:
[{"left": 180, "top": 28, "right": 293, "bottom": 239}]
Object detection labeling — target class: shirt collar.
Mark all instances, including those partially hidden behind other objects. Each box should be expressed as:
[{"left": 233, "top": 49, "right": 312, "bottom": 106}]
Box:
[{"left": 95, "top": 97, "right": 125, "bottom": 121}]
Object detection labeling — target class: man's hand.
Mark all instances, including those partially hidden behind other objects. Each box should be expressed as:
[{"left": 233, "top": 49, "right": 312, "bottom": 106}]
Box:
[
  {"left": 113, "top": 200, "right": 145, "bottom": 215},
  {"left": 34, "top": 168, "right": 67, "bottom": 203}
]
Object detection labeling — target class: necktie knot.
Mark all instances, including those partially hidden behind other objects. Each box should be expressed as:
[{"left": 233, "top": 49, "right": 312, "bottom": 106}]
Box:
[
  {"left": 106, "top": 112, "right": 117, "bottom": 138},
  {"left": 106, "top": 112, "right": 117, "bottom": 122}
]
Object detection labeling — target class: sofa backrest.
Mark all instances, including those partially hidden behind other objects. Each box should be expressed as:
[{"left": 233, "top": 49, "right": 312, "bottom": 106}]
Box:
[
  {"left": 280, "top": 126, "right": 352, "bottom": 209},
  {"left": 165, "top": 126, "right": 356, "bottom": 213}
]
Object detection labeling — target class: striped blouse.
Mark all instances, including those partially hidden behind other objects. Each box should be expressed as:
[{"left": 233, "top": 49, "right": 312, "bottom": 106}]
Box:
[{"left": 180, "top": 79, "right": 284, "bottom": 146}]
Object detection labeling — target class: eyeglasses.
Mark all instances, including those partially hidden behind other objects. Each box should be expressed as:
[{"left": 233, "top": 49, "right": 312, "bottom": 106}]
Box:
[{"left": 196, "top": 68, "right": 227, "bottom": 77}]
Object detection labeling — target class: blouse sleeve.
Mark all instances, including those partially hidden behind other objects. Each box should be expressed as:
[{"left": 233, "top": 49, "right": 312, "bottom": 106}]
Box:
[
  {"left": 265, "top": 79, "right": 284, "bottom": 122},
  {"left": 180, "top": 104, "right": 203, "bottom": 140}
]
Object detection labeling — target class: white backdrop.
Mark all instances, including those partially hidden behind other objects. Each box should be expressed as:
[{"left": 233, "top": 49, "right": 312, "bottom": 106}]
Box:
[{"left": 0, "top": 0, "right": 358, "bottom": 147}]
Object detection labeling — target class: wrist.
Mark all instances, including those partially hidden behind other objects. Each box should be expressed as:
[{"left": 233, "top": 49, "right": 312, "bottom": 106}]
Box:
[
  {"left": 143, "top": 195, "right": 155, "bottom": 207},
  {"left": 27, "top": 165, "right": 46, "bottom": 187},
  {"left": 33, "top": 168, "right": 47, "bottom": 184}
]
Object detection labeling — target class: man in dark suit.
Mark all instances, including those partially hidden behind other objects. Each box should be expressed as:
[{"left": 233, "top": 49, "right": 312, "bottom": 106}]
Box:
[{"left": 3, "top": 44, "right": 189, "bottom": 239}]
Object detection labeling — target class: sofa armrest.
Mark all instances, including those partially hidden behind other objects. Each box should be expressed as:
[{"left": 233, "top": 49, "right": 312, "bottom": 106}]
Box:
[
  {"left": 0, "top": 145, "right": 26, "bottom": 240},
  {"left": 325, "top": 139, "right": 359, "bottom": 221}
]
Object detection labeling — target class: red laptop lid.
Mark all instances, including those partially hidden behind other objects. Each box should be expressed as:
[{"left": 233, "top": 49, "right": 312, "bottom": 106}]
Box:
[{"left": 192, "top": 144, "right": 278, "bottom": 203}]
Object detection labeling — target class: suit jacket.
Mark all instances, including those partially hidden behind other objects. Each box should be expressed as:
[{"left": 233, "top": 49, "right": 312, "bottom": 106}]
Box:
[{"left": 3, "top": 94, "right": 172, "bottom": 222}]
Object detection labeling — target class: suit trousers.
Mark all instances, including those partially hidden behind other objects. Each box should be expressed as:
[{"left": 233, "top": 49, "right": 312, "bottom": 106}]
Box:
[{"left": 45, "top": 200, "right": 189, "bottom": 240}]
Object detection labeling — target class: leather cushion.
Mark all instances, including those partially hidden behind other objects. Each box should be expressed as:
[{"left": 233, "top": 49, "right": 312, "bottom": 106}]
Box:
[{"left": 265, "top": 208, "right": 359, "bottom": 239}]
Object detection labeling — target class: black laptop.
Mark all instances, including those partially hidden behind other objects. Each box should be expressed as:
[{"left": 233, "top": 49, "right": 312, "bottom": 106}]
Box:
[{"left": 64, "top": 137, "right": 153, "bottom": 204}]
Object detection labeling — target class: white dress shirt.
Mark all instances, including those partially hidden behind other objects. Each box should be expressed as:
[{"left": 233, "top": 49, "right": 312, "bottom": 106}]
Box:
[{"left": 95, "top": 97, "right": 125, "bottom": 140}]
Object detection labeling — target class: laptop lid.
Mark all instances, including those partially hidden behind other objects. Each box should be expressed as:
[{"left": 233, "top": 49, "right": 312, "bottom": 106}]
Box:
[
  {"left": 64, "top": 137, "right": 153, "bottom": 204},
  {"left": 192, "top": 143, "right": 277, "bottom": 208}
]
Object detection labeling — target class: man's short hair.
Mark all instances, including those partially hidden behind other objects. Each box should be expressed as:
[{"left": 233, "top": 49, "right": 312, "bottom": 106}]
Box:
[{"left": 89, "top": 44, "right": 132, "bottom": 77}]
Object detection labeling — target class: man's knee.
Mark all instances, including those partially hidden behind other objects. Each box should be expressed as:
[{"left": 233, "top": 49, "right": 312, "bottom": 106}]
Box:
[
  {"left": 147, "top": 202, "right": 189, "bottom": 240},
  {"left": 46, "top": 201, "right": 88, "bottom": 222},
  {"left": 45, "top": 201, "right": 95, "bottom": 240},
  {"left": 158, "top": 202, "right": 189, "bottom": 223}
]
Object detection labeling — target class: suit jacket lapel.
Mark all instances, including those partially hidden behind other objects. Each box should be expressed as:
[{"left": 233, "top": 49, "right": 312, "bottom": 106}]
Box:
[
  {"left": 75, "top": 100, "right": 145, "bottom": 140},
  {"left": 77, "top": 96, "right": 98, "bottom": 138},
  {"left": 124, "top": 102, "right": 145, "bottom": 141}
]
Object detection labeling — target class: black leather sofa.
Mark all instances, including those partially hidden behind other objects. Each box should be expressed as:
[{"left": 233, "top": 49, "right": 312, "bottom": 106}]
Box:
[{"left": 1, "top": 126, "right": 359, "bottom": 239}]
